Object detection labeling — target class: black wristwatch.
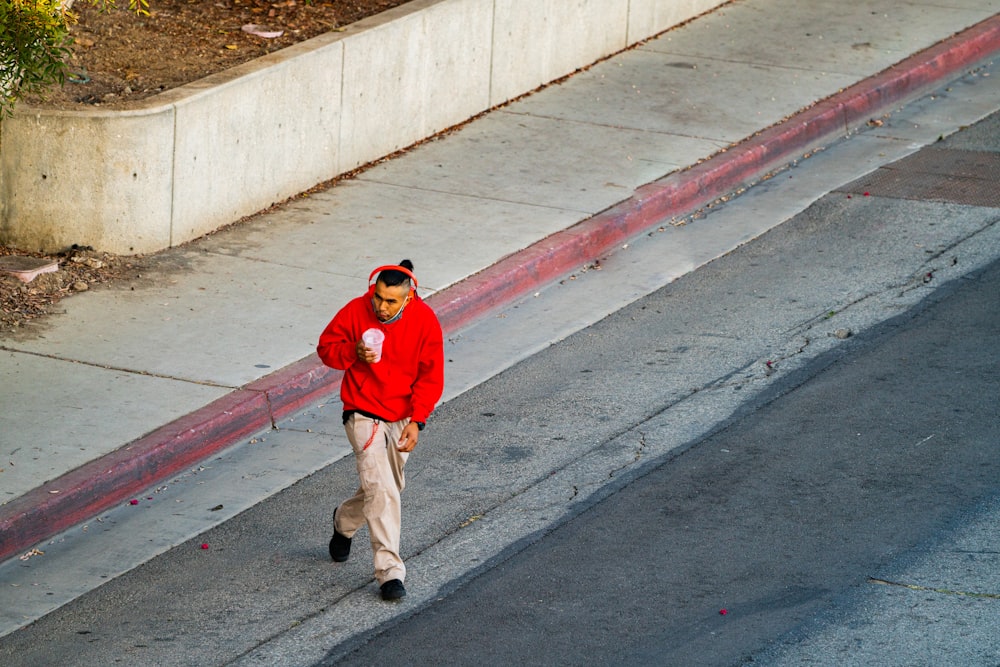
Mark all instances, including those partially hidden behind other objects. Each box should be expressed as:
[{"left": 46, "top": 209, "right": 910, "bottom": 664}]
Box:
[{"left": 415, "top": 421, "right": 426, "bottom": 431}]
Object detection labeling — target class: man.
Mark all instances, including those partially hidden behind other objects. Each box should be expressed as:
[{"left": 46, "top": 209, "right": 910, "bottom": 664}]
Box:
[{"left": 316, "top": 260, "right": 444, "bottom": 601}]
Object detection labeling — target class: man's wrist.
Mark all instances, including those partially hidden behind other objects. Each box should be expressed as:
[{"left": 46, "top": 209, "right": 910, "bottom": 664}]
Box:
[{"left": 414, "top": 421, "right": 425, "bottom": 431}]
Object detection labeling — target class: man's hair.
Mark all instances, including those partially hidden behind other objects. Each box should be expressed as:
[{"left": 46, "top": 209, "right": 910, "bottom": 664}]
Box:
[{"left": 378, "top": 259, "right": 414, "bottom": 288}]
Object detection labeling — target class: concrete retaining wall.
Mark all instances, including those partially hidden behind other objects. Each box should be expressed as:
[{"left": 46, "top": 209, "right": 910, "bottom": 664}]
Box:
[{"left": 0, "top": 0, "right": 728, "bottom": 255}]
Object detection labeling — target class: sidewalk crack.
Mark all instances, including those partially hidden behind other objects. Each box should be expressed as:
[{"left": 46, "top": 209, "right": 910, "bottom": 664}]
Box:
[
  {"left": 0, "top": 346, "right": 238, "bottom": 389},
  {"left": 868, "top": 577, "right": 1000, "bottom": 600}
]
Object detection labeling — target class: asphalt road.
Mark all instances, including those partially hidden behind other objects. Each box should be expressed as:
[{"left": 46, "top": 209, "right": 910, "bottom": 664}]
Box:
[
  {"left": 322, "top": 113, "right": 1000, "bottom": 666},
  {"left": 2, "top": 98, "right": 998, "bottom": 667},
  {"left": 329, "top": 250, "right": 1000, "bottom": 667}
]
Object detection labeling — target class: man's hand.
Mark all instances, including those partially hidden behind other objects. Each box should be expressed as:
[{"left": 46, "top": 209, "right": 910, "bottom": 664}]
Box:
[
  {"left": 356, "top": 340, "right": 378, "bottom": 364},
  {"left": 397, "top": 422, "right": 421, "bottom": 452}
]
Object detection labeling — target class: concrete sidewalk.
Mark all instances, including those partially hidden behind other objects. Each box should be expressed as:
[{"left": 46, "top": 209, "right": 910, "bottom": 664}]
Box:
[{"left": 2, "top": 0, "right": 1000, "bottom": 566}]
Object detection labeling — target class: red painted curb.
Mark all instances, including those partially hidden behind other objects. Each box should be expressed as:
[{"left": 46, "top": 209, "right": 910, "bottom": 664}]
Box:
[
  {"left": 246, "top": 355, "right": 343, "bottom": 422},
  {"left": 2, "top": 15, "right": 998, "bottom": 564},
  {"left": 0, "top": 390, "right": 270, "bottom": 562}
]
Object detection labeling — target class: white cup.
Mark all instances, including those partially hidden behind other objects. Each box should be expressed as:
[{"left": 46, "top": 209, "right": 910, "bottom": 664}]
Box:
[{"left": 362, "top": 328, "right": 385, "bottom": 362}]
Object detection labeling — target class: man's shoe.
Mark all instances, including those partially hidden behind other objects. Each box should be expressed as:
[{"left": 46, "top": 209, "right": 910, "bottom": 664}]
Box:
[
  {"left": 380, "top": 579, "right": 406, "bottom": 601},
  {"left": 329, "top": 510, "right": 351, "bottom": 562}
]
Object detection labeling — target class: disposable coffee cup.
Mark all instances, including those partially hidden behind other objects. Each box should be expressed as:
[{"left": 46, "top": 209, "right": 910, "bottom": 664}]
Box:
[{"left": 362, "top": 328, "right": 385, "bottom": 362}]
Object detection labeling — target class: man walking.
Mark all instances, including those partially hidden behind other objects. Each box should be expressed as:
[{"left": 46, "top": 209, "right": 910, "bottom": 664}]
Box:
[{"left": 316, "top": 260, "right": 444, "bottom": 601}]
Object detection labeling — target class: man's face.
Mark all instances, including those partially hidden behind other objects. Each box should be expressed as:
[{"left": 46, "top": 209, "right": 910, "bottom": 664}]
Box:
[{"left": 372, "top": 281, "right": 411, "bottom": 322}]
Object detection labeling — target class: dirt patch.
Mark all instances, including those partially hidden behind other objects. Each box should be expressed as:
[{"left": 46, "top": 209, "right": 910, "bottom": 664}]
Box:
[
  {"left": 0, "top": 245, "right": 147, "bottom": 337},
  {"left": 23, "top": 0, "right": 411, "bottom": 110}
]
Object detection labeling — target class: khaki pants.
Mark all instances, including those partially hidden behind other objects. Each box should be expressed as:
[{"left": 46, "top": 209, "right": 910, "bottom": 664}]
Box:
[{"left": 335, "top": 414, "right": 409, "bottom": 585}]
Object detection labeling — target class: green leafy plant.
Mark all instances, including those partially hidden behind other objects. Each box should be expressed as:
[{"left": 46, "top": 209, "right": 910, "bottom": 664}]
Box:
[{"left": 0, "top": 0, "right": 146, "bottom": 116}]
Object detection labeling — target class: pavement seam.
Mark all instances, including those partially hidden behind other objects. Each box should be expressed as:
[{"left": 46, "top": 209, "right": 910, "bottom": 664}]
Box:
[
  {"left": 2, "top": 14, "right": 999, "bottom": 567},
  {"left": 868, "top": 577, "right": 1000, "bottom": 600},
  {"left": 0, "top": 345, "right": 239, "bottom": 389}
]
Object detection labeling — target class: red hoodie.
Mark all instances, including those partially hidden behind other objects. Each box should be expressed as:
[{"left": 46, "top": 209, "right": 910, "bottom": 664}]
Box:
[{"left": 316, "top": 292, "right": 444, "bottom": 424}]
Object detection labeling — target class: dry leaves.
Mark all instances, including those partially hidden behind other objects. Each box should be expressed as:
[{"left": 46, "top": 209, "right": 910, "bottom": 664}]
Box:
[{"left": 0, "top": 246, "right": 136, "bottom": 336}]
